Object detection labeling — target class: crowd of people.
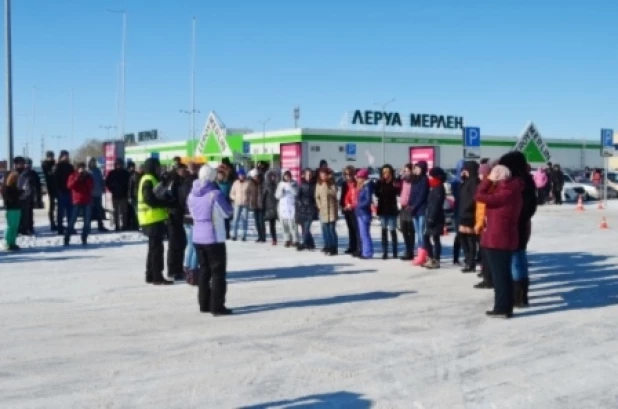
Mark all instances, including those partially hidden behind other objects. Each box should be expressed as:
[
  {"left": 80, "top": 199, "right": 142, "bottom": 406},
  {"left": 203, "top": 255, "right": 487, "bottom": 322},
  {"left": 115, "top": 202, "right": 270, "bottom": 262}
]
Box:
[
  {"left": 3, "top": 150, "right": 546, "bottom": 319},
  {"left": 531, "top": 162, "right": 565, "bottom": 205}
]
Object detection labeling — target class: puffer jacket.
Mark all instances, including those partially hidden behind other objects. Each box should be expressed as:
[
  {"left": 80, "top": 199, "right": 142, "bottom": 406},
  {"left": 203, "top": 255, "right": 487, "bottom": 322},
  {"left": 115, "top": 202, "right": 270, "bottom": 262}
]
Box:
[
  {"left": 355, "top": 180, "right": 375, "bottom": 218},
  {"left": 246, "top": 177, "right": 264, "bottom": 210},
  {"left": 409, "top": 161, "right": 429, "bottom": 217},
  {"left": 230, "top": 179, "right": 250, "bottom": 207},
  {"left": 296, "top": 180, "right": 316, "bottom": 223},
  {"left": 458, "top": 161, "right": 480, "bottom": 229},
  {"left": 188, "top": 179, "right": 233, "bottom": 245},
  {"left": 263, "top": 170, "right": 280, "bottom": 221},
  {"left": 276, "top": 180, "right": 298, "bottom": 220},
  {"left": 315, "top": 181, "right": 338, "bottom": 223}
]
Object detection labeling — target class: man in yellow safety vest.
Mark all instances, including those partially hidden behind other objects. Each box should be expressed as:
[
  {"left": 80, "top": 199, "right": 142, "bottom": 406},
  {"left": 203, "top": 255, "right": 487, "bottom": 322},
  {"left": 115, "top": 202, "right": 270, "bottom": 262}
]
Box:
[{"left": 138, "top": 157, "right": 174, "bottom": 285}]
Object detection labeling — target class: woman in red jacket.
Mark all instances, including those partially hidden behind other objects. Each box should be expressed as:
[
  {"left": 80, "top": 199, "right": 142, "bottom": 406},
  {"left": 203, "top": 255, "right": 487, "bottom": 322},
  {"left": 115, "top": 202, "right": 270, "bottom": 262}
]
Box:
[
  {"left": 340, "top": 166, "right": 359, "bottom": 256},
  {"left": 475, "top": 164, "right": 523, "bottom": 318},
  {"left": 65, "top": 162, "right": 95, "bottom": 246}
]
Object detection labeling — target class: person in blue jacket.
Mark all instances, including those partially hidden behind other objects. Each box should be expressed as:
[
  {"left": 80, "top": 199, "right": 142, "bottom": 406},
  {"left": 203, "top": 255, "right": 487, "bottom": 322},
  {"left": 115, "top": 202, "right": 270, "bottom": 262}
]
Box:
[
  {"left": 355, "top": 168, "right": 375, "bottom": 259},
  {"left": 409, "top": 161, "right": 429, "bottom": 263},
  {"left": 450, "top": 159, "right": 465, "bottom": 265}
]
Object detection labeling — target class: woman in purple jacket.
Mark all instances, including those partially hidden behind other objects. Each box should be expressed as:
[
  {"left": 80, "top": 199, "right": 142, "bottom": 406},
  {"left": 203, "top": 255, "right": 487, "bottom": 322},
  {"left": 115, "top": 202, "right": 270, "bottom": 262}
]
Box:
[{"left": 188, "top": 165, "right": 234, "bottom": 316}]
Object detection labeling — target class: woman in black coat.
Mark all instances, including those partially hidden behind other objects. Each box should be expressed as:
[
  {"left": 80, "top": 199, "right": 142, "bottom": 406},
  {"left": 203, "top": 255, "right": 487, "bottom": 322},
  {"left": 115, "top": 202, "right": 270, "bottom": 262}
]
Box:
[
  {"left": 423, "top": 167, "right": 446, "bottom": 269},
  {"left": 296, "top": 169, "right": 317, "bottom": 251},
  {"left": 458, "top": 161, "right": 480, "bottom": 272},
  {"left": 375, "top": 164, "right": 400, "bottom": 259},
  {"left": 262, "top": 169, "right": 280, "bottom": 245}
]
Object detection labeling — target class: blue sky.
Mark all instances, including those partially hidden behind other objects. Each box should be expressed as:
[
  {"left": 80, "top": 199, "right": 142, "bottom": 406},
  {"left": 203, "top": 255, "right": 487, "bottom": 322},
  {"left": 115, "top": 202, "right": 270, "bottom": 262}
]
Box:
[{"left": 3, "top": 0, "right": 618, "bottom": 161}]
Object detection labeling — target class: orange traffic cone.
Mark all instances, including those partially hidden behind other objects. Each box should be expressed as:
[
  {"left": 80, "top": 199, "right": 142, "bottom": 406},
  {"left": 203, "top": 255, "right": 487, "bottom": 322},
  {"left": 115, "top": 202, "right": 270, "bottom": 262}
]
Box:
[
  {"left": 576, "top": 195, "right": 585, "bottom": 211},
  {"left": 597, "top": 200, "right": 605, "bottom": 210},
  {"left": 600, "top": 217, "right": 609, "bottom": 229}
]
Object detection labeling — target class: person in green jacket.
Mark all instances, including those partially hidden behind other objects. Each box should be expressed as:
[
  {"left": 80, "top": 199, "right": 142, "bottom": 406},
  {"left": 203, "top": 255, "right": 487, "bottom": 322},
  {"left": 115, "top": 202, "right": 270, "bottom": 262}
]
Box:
[{"left": 216, "top": 165, "right": 233, "bottom": 240}]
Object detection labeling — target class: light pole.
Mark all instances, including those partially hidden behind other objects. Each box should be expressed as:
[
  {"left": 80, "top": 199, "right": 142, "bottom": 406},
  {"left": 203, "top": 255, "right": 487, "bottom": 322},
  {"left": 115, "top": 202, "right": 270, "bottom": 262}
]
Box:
[
  {"left": 375, "top": 98, "right": 395, "bottom": 166},
  {"left": 180, "top": 109, "right": 200, "bottom": 156},
  {"left": 190, "top": 17, "right": 197, "bottom": 156},
  {"left": 100, "top": 125, "right": 117, "bottom": 140},
  {"left": 107, "top": 9, "right": 126, "bottom": 141},
  {"left": 5, "top": 0, "right": 14, "bottom": 166},
  {"left": 258, "top": 118, "right": 271, "bottom": 163}
]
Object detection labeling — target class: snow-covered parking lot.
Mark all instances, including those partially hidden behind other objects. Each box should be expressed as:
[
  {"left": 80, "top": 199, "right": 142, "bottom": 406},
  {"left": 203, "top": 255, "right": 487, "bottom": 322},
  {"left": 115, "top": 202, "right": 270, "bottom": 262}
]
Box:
[{"left": 1, "top": 203, "right": 618, "bottom": 408}]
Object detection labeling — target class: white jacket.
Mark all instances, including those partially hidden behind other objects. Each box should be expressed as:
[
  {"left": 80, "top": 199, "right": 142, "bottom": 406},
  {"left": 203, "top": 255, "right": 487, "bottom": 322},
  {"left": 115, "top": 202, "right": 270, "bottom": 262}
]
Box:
[{"left": 275, "top": 181, "right": 298, "bottom": 220}]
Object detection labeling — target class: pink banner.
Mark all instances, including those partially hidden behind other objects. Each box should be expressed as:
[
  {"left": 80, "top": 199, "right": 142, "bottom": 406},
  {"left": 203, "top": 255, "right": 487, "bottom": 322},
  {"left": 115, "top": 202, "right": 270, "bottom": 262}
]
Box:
[
  {"left": 409, "top": 146, "right": 436, "bottom": 170},
  {"left": 104, "top": 142, "right": 117, "bottom": 178},
  {"left": 280, "top": 142, "right": 302, "bottom": 182}
]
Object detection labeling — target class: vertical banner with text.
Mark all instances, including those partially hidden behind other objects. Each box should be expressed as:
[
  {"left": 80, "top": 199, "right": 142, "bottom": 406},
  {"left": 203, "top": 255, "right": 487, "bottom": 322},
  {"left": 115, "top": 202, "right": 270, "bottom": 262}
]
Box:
[{"left": 280, "top": 142, "right": 303, "bottom": 183}]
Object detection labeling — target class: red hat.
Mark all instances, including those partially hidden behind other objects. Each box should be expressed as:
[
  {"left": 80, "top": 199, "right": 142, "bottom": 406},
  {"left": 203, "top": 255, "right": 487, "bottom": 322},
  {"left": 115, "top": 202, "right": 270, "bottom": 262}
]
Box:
[{"left": 356, "top": 169, "right": 369, "bottom": 179}]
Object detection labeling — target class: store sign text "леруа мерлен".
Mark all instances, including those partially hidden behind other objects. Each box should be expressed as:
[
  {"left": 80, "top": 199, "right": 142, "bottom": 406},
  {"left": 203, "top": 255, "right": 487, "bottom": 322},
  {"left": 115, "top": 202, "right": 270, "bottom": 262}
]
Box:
[{"left": 351, "top": 110, "right": 464, "bottom": 130}]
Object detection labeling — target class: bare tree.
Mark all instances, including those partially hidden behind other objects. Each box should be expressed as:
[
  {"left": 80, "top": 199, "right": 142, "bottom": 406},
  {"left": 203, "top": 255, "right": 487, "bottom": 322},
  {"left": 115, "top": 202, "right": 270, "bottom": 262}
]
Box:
[{"left": 73, "top": 139, "right": 104, "bottom": 163}]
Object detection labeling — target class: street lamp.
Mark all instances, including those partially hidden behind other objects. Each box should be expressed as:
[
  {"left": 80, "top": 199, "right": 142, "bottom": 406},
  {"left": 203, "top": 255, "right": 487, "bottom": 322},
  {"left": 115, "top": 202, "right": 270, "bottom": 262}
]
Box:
[
  {"left": 107, "top": 9, "right": 127, "bottom": 141},
  {"left": 258, "top": 118, "right": 271, "bottom": 161},
  {"left": 5, "top": 0, "right": 14, "bottom": 166},
  {"left": 375, "top": 98, "right": 395, "bottom": 166},
  {"left": 100, "top": 125, "right": 117, "bottom": 139},
  {"left": 180, "top": 109, "right": 200, "bottom": 156}
]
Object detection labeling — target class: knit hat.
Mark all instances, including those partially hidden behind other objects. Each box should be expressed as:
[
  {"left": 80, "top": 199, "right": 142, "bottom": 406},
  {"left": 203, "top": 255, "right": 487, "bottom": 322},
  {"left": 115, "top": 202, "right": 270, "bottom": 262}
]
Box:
[
  {"left": 237, "top": 168, "right": 246, "bottom": 177},
  {"left": 489, "top": 165, "right": 511, "bottom": 182},
  {"left": 479, "top": 164, "right": 491, "bottom": 178},
  {"left": 198, "top": 164, "right": 217, "bottom": 182},
  {"left": 356, "top": 168, "right": 369, "bottom": 179}
]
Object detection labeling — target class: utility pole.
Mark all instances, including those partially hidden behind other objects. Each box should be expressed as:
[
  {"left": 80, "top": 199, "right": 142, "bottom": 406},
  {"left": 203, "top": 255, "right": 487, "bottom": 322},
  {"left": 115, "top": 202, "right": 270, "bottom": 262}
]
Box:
[
  {"left": 191, "top": 16, "right": 196, "bottom": 156},
  {"left": 107, "top": 9, "right": 126, "bottom": 141},
  {"left": 294, "top": 106, "right": 300, "bottom": 128},
  {"left": 5, "top": 0, "right": 14, "bottom": 166},
  {"left": 259, "top": 118, "right": 271, "bottom": 165},
  {"left": 375, "top": 98, "right": 395, "bottom": 166}
]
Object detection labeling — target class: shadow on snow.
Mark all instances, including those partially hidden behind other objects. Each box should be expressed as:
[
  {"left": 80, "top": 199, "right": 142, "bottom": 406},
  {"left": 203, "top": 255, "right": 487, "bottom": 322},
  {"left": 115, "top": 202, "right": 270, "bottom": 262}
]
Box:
[
  {"left": 229, "top": 263, "right": 377, "bottom": 283},
  {"left": 518, "top": 251, "right": 618, "bottom": 317},
  {"left": 233, "top": 290, "right": 414, "bottom": 316},
  {"left": 238, "top": 391, "right": 373, "bottom": 409}
]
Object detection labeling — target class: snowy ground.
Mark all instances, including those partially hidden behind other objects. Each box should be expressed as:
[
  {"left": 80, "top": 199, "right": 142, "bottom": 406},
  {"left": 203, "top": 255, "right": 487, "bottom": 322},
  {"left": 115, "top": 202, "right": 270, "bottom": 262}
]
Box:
[{"left": 1, "top": 202, "right": 618, "bottom": 409}]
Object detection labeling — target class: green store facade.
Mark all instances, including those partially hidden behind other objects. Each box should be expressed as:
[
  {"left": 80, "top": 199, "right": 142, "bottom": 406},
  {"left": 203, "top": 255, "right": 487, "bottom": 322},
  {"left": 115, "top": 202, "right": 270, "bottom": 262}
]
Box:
[{"left": 124, "top": 112, "right": 603, "bottom": 171}]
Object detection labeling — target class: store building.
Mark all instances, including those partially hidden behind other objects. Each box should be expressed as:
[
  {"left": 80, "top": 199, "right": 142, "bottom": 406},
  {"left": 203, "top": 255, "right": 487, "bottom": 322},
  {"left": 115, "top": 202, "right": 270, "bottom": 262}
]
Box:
[{"left": 125, "top": 111, "right": 605, "bottom": 177}]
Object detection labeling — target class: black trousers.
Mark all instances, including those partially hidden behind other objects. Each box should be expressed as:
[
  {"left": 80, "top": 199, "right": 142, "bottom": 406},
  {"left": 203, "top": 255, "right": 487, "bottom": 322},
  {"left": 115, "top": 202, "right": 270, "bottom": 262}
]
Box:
[
  {"left": 20, "top": 200, "right": 33, "bottom": 234},
  {"left": 195, "top": 243, "right": 227, "bottom": 312},
  {"left": 453, "top": 232, "right": 461, "bottom": 263},
  {"left": 423, "top": 233, "right": 441, "bottom": 260},
  {"left": 552, "top": 188, "right": 562, "bottom": 205},
  {"left": 485, "top": 248, "right": 514, "bottom": 314},
  {"left": 48, "top": 194, "right": 57, "bottom": 228},
  {"left": 112, "top": 198, "right": 129, "bottom": 230},
  {"left": 127, "top": 200, "right": 139, "bottom": 230},
  {"left": 167, "top": 217, "right": 187, "bottom": 278},
  {"left": 142, "top": 222, "right": 166, "bottom": 282},
  {"left": 254, "top": 210, "right": 266, "bottom": 241},
  {"left": 343, "top": 210, "right": 358, "bottom": 252},
  {"left": 480, "top": 247, "right": 492, "bottom": 286},
  {"left": 224, "top": 218, "right": 231, "bottom": 239},
  {"left": 400, "top": 218, "right": 415, "bottom": 257},
  {"left": 461, "top": 233, "right": 478, "bottom": 269}
]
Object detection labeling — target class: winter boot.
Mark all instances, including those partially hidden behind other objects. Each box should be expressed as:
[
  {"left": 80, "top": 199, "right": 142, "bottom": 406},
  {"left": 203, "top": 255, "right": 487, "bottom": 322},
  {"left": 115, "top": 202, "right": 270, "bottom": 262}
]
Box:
[
  {"left": 522, "top": 278, "right": 530, "bottom": 306},
  {"left": 391, "top": 231, "right": 398, "bottom": 259},
  {"left": 381, "top": 229, "right": 388, "bottom": 260},
  {"left": 425, "top": 259, "right": 440, "bottom": 269},
  {"left": 412, "top": 248, "right": 428, "bottom": 266},
  {"left": 513, "top": 281, "right": 524, "bottom": 308}
]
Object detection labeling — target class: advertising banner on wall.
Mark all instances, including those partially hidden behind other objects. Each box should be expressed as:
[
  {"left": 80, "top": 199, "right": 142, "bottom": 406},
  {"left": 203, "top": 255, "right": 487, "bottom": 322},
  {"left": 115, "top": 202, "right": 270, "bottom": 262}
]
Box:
[
  {"left": 102, "top": 141, "right": 126, "bottom": 177},
  {"left": 409, "top": 146, "right": 438, "bottom": 170},
  {"left": 280, "top": 142, "right": 303, "bottom": 182}
]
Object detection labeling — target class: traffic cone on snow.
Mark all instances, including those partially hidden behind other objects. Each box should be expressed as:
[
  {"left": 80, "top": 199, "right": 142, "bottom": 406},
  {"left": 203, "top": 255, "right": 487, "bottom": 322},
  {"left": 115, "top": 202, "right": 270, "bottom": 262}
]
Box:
[
  {"left": 597, "top": 200, "right": 605, "bottom": 210},
  {"left": 600, "top": 217, "right": 609, "bottom": 229},
  {"left": 576, "top": 195, "right": 585, "bottom": 211}
]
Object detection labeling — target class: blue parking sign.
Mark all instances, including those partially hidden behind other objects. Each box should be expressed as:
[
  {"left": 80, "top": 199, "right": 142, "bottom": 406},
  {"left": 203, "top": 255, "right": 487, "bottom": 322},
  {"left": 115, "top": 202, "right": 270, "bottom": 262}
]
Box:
[
  {"left": 345, "top": 143, "right": 357, "bottom": 161},
  {"left": 464, "top": 127, "right": 481, "bottom": 147},
  {"left": 601, "top": 129, "right": 614, "bottom": 147}
]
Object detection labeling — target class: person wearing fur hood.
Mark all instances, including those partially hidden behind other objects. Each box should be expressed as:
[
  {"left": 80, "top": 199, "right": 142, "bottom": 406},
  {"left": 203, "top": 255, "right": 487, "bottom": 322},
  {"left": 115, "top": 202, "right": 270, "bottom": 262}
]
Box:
[
  {"left": 188, "top": 165, "right": 234, "bottom": 316},
  {"left": 263, "top": 169, "right": 281, "bottom": 245}
]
